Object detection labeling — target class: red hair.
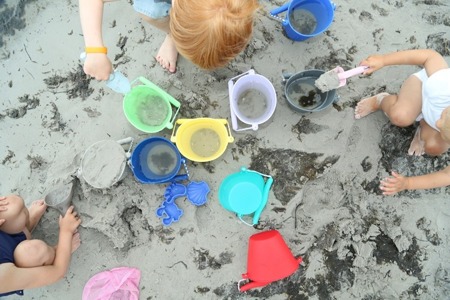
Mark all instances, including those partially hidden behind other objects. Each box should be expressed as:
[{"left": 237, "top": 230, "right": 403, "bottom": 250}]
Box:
[{"left": 170, "top": 0, "right": 259, "bottom": 69}]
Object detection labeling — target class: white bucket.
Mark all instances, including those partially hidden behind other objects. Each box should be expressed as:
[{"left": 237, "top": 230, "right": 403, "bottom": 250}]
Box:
[
  {"left": 228, "top": 70, "right": 277, "bottom": 131},
  {"left": 78, "top": 137, "right": 133, "bottom": 189}
]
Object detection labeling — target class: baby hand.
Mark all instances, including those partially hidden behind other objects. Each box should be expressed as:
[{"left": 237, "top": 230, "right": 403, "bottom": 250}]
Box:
[
  {"left": 59, "top": 206, "right": 81, "bottom": 234},
  {"left": 83, "top": 53, "right": 113, "bottom": 81},
  {"left": 360, "top": 54, "right": 384, "bottom": 75},
  {"left": 379, "top": 171, "right": 409, "bottom": 195}
]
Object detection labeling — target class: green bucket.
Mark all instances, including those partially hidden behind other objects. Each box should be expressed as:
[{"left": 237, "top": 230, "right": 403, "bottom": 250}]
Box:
[{"left": 123, "top": 77, "right": 181, "bottom": 133}]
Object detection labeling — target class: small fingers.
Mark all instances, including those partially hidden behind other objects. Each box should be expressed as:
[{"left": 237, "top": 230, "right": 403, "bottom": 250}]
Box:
[
  {"left": 384, "top": 177, "right": 398, "bottom": 184},
  {"left": 0, "top": 219, "right": 5, "bottom": 226},
  {"left": 380, "top": 185, "right": 398, "bottom": 195},
  {"left": 64, "top": 206, "right": 75, "bottom": 217}
]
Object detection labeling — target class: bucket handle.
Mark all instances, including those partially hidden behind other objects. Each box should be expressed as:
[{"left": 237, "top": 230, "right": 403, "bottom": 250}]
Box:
[
  {"left": 170, "top": 158, "right": 189, "bottom": 182},
  {"left": 269, "top": 3, "right": 289, "bottom": 23},
  {"left": 219, "top": 119, "right": 235, "bottom": 143},
  {"left": 170, "top": 119, "right": 186, "bottom": 144},
  {"left": 238, "top": 279, "right": 270, "bottom": 292},
  {"left": 241, "top": 168, "right": 273, "bottom": 225},
  {"left": 237, "top": 214, "right": 255, "bottom": 227},
  {"left": 133, "top": 76, "right": 181, "bottom": 130},
  {"left": 228, "top": 70, "right": 257, "bottom": 132},
  {"left": 117, "top": 137, "right": 134, "bottom": 158},
  {"left": 253, "top": 176, "right": 273, "bottom": 225}
]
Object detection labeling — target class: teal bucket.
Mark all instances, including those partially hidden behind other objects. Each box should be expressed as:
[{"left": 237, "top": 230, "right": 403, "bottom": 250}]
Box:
[{"left": 218, "top": 167, "right": 273, "bottom": 226}]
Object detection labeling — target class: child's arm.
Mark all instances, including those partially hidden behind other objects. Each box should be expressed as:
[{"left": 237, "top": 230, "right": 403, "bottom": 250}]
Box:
[
  {"left": 361, "top": 49, "right": 448, "bottom": 77},
  {"left": 0, "top": 207, "right": 81, "bottom": 293},
  {"left": 380, "top": 166, "right": 450, "bottom": 196},
  {"left": 79, "top": 0, "right": 112, "bottom": 80}
]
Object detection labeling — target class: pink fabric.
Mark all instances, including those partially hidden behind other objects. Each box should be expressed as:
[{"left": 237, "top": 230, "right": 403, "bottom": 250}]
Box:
[{"left": 82, "top": 267, "right": 141, "bottom": 300}]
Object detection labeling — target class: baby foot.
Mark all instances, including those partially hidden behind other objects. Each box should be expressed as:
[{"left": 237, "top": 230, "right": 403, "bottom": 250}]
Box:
[
  {"left": 27, "top": 199, "right": 47, "bottom": 232},
  {"left": 156, "top": 34, "right": 178, "bottom": 73},
  {"left": 408, "top": 126, "right": 425, "bottom": 156},
  {"left": 355, "top": 92, "right": 390, "bottom": 119}
]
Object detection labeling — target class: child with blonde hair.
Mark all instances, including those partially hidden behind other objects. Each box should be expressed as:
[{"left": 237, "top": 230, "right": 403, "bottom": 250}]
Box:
[
  {"left": 354, "top": 49, "right": 450, "bottom": 195},
  {"left": 0, "top": 195, "right": 81, "bottom": 296},
  {"left": 79, "top": 0, "right": 259, "bottom": 78}
]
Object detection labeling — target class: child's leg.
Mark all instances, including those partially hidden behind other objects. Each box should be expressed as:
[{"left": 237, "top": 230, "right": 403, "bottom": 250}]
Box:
[
  {"left": 419, "top": 120, "right": 450, "bottom": 156},
  {"left": 355, "top": 74, "right": 423, "bottom": 125},
  {"left": 408, "top": 125, "right": 425, "bottom": 156},
  {"left": 380, "top": 75, "right": 423, "bottom": 127},
  {"left": 14, "top": 232, "right": 81, "bottom": 268},
  {"left": 25, "top": 200, "right": 46, "bottom": 233},
  {"left": 133, "top": 0, "right": 178, "bottom": 73},
  {"left": 139, "top": 15, "right": 178, "bottom": 73},
  {"left": 14, "top": 240, "right": 56, "bottom": 267}
]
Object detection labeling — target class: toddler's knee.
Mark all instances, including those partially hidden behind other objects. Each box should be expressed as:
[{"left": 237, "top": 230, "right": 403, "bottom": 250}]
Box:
[
  {"left": 14, "top": 239, "right": 54, "bottom": 267},
  {"left": 424, "top": 142, "right": 447, "bottom": 156},
  {"left": 389, "top": 110, "right": 415, "bottom": 127}
]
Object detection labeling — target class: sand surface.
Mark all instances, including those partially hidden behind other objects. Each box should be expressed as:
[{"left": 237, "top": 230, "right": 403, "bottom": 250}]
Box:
[{"left": 1, "top": 0, "right": 450, "bottom": 299}]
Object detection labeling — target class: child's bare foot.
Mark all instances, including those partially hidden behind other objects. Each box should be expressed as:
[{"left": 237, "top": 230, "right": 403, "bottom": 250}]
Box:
[
  {"left": 408, "top": 126, "right": 425, "bottom": 156},
  {"left": 52, "top": 232, "right": 81, "bottom": 255},
  {"left": 71, "top": 232, "right": 81, "bottom": 253},
  {"left": 27, "top": 200, "right": 47, "bottom": 232},
  {"left": 355, "top": 92, "right": 390, "bottom": 119},
  {"left": 156, "top": 34, "right": 178, "bottom": 73}
]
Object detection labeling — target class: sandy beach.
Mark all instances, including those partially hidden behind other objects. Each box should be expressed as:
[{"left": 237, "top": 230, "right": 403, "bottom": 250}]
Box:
[{"left": 1, "top": 0, "right": 450, "bottom": 299}]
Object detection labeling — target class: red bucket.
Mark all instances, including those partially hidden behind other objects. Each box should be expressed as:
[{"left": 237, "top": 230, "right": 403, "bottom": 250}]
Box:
[{"left": 239, "top": 230, "right": 302, "bottom": 292}]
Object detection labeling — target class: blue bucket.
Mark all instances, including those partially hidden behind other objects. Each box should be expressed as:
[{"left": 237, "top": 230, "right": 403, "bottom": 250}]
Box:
[
  {"left": 270, "top": 0, "right": 336, "bottom": 41},
  {"left": 129, "top": 137, "right": 188, "bottom": 184}
]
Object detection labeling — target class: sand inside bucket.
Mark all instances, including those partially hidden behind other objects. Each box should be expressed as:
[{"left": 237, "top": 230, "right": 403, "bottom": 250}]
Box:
[
  {"left": 287, "top": 77, "right": 324, "bottom": 110},
  {"left": 137, "top": 94, "right": 169, "bottom": 126},
  {"left": 289, "top": 8, "right": 317, "bottom": 35},
  {"left": 190, "top": 128, "right": 220, "bottom": 158},
  {"left": 142, "top": 143, "right": 177, "bottom": 176},
  {"left": 237, "top": 88, "right": 268, "bottom": 120},
  {"left": 81, "top": 140, "right": 127, "bottom": 188}
]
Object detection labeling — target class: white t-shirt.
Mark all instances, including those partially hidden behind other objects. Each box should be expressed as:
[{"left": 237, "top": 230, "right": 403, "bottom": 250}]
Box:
[{"left": 415, "top": 68, "right": 450, "bottom": 131}]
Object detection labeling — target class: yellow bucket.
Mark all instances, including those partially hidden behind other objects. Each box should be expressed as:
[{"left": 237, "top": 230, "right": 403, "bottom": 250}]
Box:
[{"left": 171, "top": 118, "right": 234, "bottom": 162}]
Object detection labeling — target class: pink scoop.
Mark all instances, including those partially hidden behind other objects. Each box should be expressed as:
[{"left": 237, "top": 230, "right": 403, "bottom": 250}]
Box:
[
  {"left": 315, "top": 65, "right": 369, "bottom": 93},
  {"left": 335, "top": 65, "right": 368, "bottom": 87}
]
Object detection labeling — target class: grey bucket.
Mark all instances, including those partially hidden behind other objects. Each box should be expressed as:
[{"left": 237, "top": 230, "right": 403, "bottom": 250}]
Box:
[
  {"left": 283, "top": 69, "right": 338, "bottom": 113},
  {"left": 44, "top": 181, "right": 75, "bottom": 215}
]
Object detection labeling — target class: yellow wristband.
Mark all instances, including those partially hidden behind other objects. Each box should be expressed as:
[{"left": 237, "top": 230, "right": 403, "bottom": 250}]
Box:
[{"left": 85, "top": 47, "right": 108, "bottom": 54}]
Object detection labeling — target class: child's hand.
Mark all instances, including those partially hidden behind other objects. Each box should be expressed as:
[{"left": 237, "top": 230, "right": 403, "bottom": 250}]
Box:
[
  {"left": 360, "top": 54, "right": 385, "bottom": 75},
  {"left": 83, "top": 53, "right": 113, "bottom": 81},
  {"left": 379, "top": 171, "right": 409, "bottom": 195},
  {"left": 59, "top": 206, "right": 81, "bottom": 234}
]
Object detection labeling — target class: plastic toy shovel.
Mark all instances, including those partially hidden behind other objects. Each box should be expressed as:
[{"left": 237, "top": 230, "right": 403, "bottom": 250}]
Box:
[{"left": 315, "top": 66, "right": 368, "bottom": 93}]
